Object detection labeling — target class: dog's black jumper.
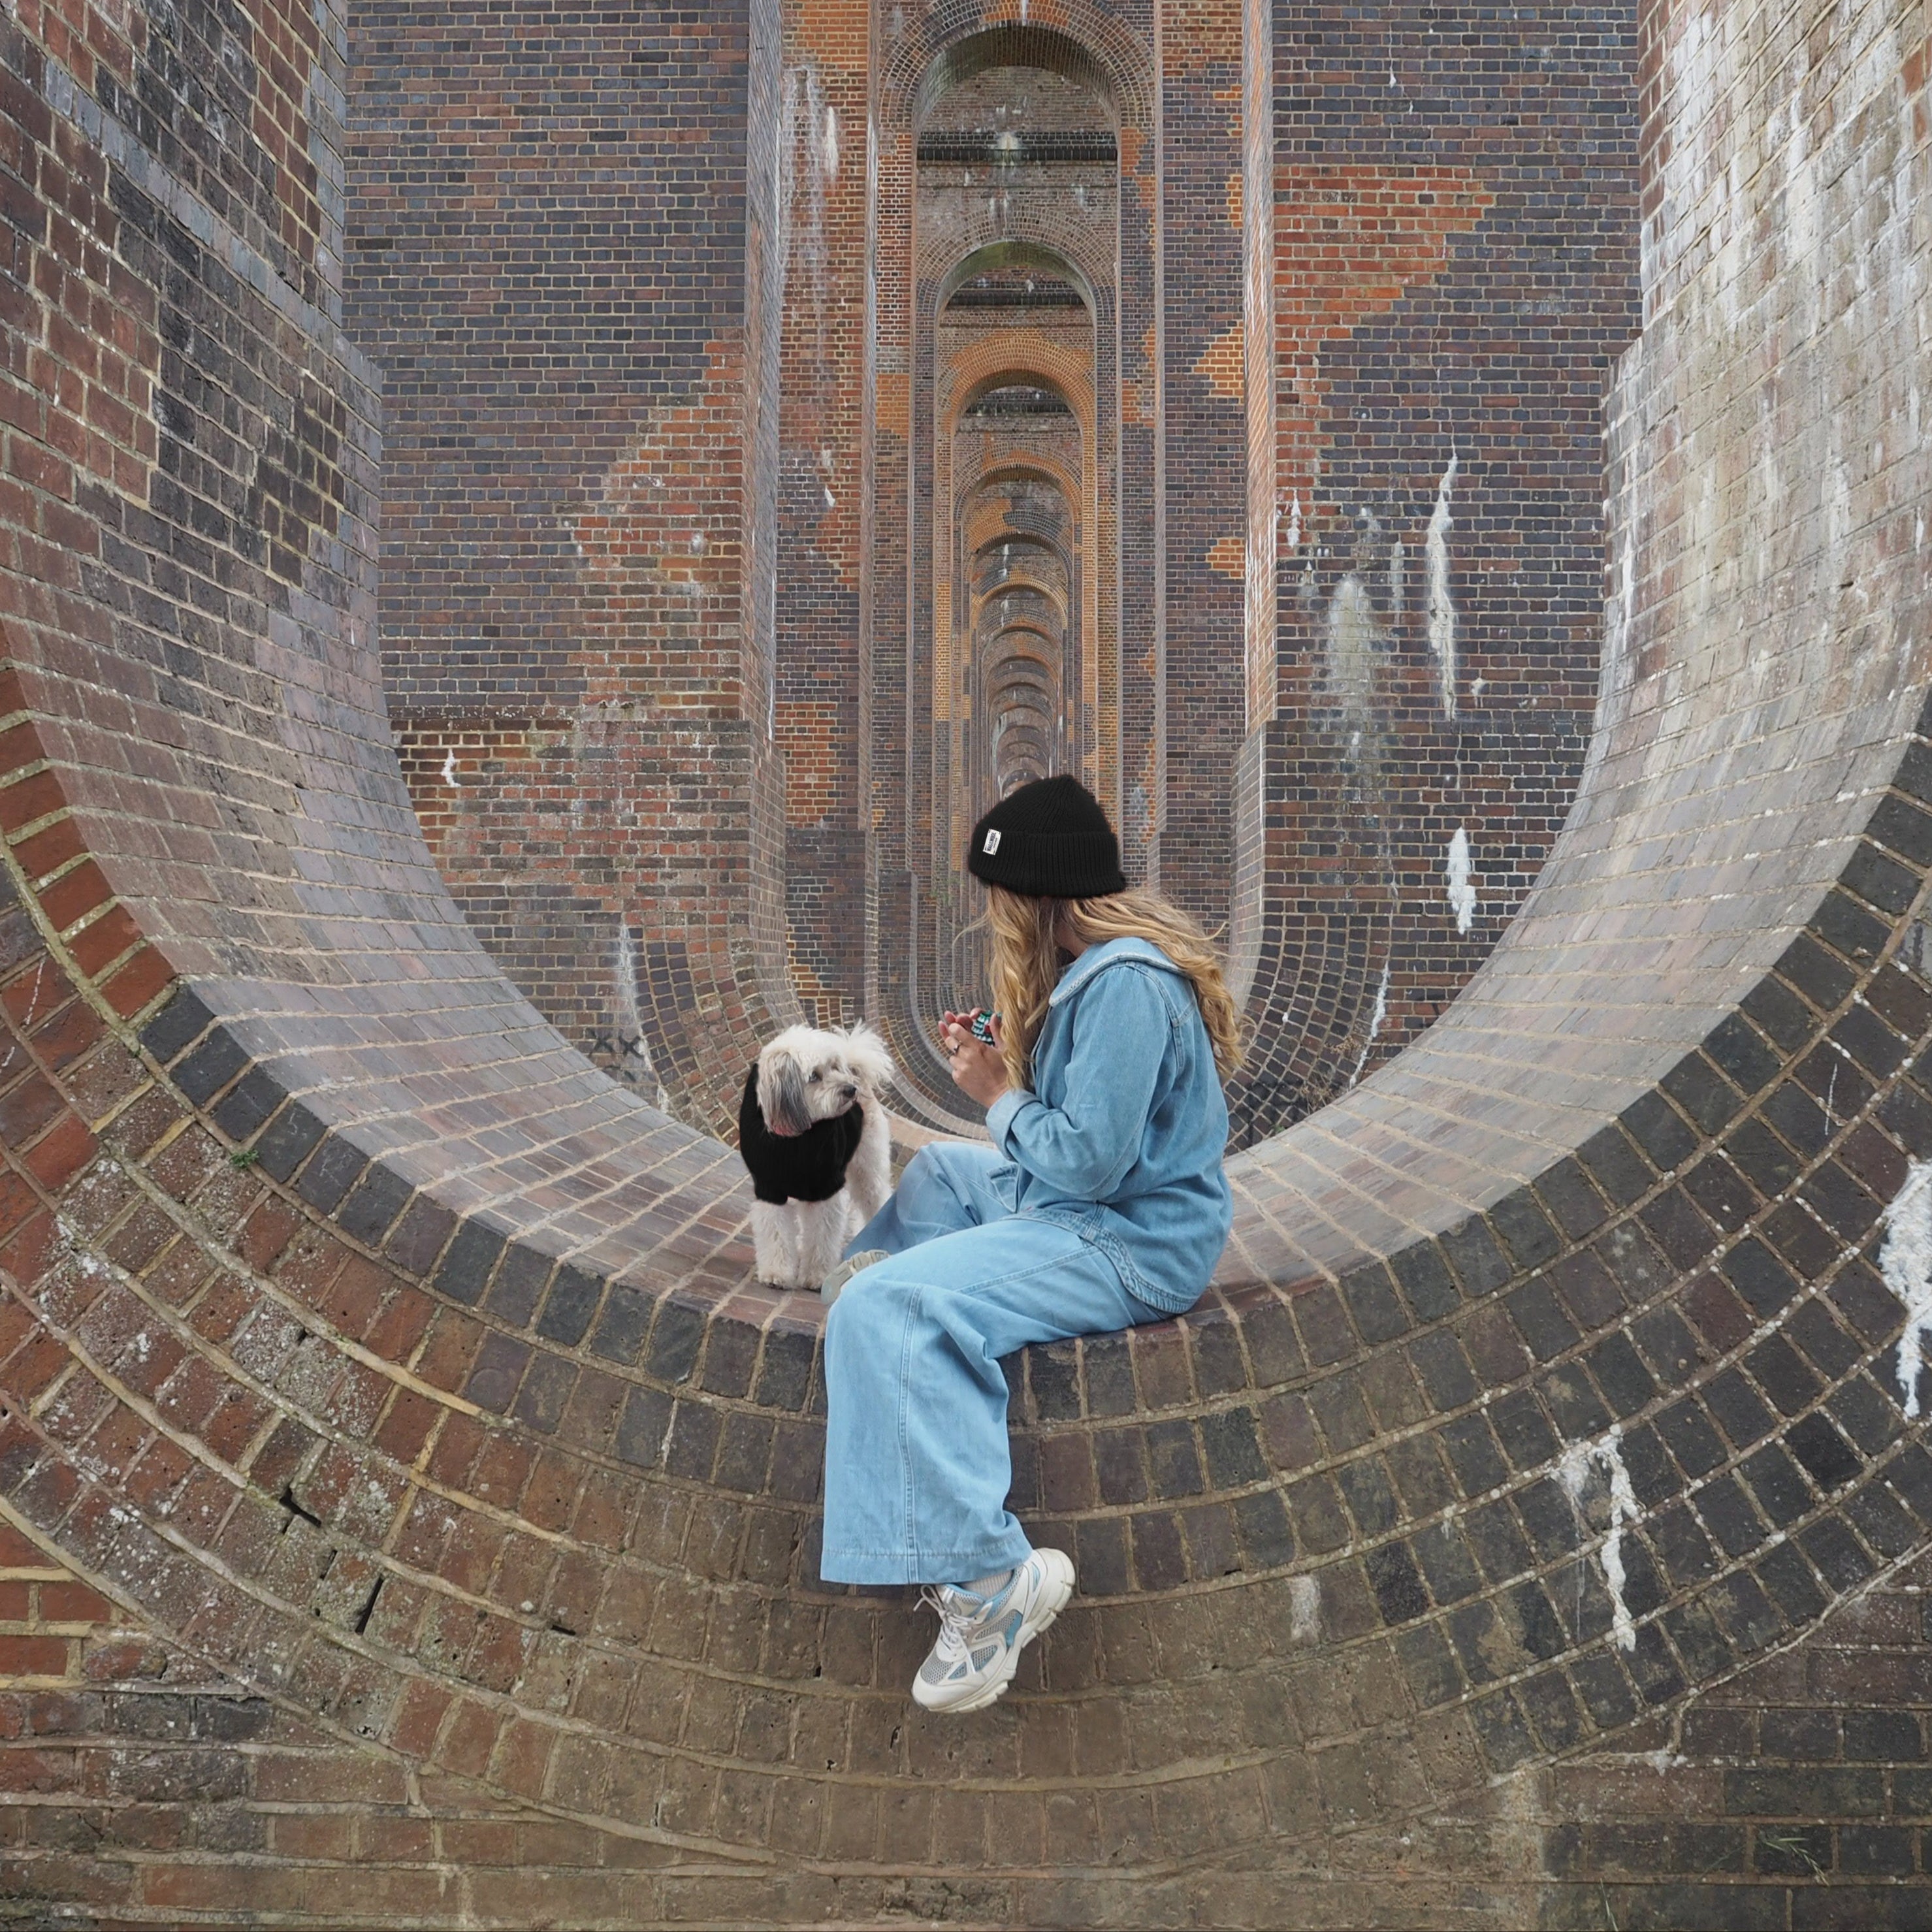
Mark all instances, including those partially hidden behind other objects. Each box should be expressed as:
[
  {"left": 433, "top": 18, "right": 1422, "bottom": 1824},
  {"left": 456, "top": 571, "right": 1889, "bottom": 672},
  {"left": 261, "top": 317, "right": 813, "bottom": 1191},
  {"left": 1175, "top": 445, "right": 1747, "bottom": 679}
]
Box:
[{"left": 737, "top": 1065, "right": 865, "bottom": 1205}]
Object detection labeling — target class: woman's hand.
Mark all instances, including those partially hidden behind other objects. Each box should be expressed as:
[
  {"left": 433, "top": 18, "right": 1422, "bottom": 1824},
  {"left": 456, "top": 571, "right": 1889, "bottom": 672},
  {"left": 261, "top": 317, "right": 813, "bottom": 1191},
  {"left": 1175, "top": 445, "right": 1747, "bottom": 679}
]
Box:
[{"left": 939, "top": 1009, "right": 1010, "bottom": 1110}]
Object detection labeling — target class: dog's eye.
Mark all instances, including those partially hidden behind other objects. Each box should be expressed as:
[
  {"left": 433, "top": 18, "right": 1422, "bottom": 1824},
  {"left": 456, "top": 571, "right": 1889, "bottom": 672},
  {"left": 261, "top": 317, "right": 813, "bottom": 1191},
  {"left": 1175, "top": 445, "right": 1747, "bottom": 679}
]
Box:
[{"left": 809, "top": 1069, "right": 822, "bottom": 1082}]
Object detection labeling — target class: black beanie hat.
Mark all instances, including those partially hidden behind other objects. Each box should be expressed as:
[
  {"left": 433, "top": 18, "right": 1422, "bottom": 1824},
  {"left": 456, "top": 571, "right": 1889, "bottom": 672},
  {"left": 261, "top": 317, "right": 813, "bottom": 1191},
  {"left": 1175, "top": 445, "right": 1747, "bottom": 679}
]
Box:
[{"left": 967, "top": 774, "right": 1128, "bottom": 899}]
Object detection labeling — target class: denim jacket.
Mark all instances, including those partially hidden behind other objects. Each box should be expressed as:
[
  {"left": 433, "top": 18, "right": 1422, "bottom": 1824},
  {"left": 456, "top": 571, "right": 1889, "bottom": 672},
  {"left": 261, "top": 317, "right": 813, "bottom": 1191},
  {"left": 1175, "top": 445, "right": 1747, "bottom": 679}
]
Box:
[{"left": 982, "top": 936, "right": 1233, "bottom": 1313}]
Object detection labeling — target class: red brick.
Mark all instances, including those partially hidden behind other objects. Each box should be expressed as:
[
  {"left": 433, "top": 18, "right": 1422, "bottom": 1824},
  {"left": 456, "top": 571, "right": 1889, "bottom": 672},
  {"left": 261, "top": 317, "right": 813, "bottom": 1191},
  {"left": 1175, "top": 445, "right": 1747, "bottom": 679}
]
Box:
[
  {"left": 100, "top": 944, "right": 174, "bottom": 1020},
  {"left": 370, "top": 1387, "right": 438, "bottom": 1464},
  {"left": 33, "top": 1581, "right": 108, "bottom": 1624},
  {"left": 34, "top": 856, "right": 106, "bottom": 930},
  {"left": 435, "top": 1698, "right": 500, "bottom": 1779},
  {"left": 20, "top": 1110, "right": 95, "bottom": 1189},
  {"left": 0, "top": 1207, "right": 59, "bottom": 1287},
  {"left": 0, "top": 1635, "right": 69, "bottom": 1675},
  {"left": 65, "top": 901, "right": 137, "bottom": 978},
  {"left": 80, "top": 1637, "right": 167, "bottom": 1682},
  {"left": 234, "top": 1195, "right": 302, "bottom": 1272},
  {"left": 0, "top": 1521, "right": 42, "bottom": 1566},
  {"left": 9, "top": 811, "right": 83, "bottom": 880},
  {"left": 0, "top": 767, "right": 62, "bottom": 833},
  {"left": 387, "top": 1676, "right": 451, "bottom": 1757}
]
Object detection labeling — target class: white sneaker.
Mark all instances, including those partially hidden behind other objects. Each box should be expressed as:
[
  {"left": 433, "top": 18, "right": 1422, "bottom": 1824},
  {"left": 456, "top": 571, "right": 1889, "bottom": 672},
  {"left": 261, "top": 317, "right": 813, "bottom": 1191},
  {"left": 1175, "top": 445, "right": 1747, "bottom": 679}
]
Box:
[
  {"left": 911, "top": 1548, "right": 1076, "bottom": 1714},
  {"left": 820, "top": 1249, "right": 889, "bottom": 1303}
]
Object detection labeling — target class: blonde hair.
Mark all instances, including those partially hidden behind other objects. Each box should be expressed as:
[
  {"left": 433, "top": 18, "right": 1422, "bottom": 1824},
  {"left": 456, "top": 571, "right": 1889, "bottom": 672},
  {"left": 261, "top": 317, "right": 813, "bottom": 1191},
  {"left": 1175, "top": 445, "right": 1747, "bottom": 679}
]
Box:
[{"left": 985, "top": 885, "right": 1246, "bottom": 1090}]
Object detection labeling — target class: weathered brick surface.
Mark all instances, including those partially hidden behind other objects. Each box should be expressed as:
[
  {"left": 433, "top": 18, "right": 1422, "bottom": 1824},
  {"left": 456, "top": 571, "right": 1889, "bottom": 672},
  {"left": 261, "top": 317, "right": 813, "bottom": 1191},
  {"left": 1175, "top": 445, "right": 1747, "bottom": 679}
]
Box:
[
  {"left": 351, "top": 0, "right": 795, "bottom": 1132},
  {"left": 0, "top": 0, "right": 1931, "bottom": 1922},
  {"left": 349, "top": 0, "right": 1635, "bottom": 1142}
]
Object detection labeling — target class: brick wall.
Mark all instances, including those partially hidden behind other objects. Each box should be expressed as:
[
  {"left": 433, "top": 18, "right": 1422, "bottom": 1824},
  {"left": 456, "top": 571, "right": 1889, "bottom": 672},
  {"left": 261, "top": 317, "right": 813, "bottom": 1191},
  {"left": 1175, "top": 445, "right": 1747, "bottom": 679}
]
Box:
[
  {"left": 345, "top": 0, "right": 1634, "bottom": 1138},
  {"left": 3, "top": 0, "right": 1932, "bottom": 1922},
  {"left": 1223, "top": 1, "right": 1641, "bottom": 1142},
  {"left": 350, "top": 0, "right": 794, "bottom": 1135}
]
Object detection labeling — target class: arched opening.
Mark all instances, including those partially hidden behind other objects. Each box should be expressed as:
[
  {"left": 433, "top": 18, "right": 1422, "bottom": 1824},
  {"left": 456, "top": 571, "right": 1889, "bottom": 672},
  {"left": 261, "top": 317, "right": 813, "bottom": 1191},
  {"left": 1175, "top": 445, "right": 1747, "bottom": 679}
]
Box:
[
  {"left": 945, "top": 446, "right": 1084, "bottom": 1001},
  {"left": 858, "top": 14, "right": 1155, "bottom": 1120},
  {"left": 881, "top": 22, "right": 1124, "bottom": 1076}
]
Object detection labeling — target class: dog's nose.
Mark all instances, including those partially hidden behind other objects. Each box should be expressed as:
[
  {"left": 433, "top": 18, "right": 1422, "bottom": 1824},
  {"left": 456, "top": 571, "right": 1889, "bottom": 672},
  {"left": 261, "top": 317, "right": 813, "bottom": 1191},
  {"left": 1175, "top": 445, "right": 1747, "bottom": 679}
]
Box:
[{"left": 842, "top": 1085, "right": 858, "bottom": 1099}]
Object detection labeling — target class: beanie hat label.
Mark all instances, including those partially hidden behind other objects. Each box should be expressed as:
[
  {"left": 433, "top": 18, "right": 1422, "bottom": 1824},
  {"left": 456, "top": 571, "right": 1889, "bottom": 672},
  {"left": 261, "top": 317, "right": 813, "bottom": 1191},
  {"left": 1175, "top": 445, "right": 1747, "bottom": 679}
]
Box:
[{"left": 982, "top": 829, "right": 1001, "bottom": 854}]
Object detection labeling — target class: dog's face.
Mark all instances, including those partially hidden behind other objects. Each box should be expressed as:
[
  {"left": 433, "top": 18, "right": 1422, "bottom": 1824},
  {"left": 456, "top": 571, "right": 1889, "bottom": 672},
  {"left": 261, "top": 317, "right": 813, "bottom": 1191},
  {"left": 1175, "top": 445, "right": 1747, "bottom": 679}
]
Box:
[{"left": 756, "top": 1023, "right": 895, "bottom": 1137}]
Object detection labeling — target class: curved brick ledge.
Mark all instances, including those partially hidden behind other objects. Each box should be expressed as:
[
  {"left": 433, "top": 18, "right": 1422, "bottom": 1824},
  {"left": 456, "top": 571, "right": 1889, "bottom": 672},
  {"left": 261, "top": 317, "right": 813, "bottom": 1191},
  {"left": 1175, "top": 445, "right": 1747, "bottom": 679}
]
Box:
[
  {"left": 5, "top": 716, "right": 1931, "bottom": 1871},
  {"left": 4, "top": 0, "right": 1932, "bottom": 1914}
]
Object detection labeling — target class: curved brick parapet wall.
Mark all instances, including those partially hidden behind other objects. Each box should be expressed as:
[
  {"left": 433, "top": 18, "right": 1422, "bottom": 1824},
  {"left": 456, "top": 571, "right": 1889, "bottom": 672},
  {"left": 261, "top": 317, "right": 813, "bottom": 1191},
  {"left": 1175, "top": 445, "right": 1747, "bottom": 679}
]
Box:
[{"left": 4, "top": 0, "right": 1932, "bottom": 1927}]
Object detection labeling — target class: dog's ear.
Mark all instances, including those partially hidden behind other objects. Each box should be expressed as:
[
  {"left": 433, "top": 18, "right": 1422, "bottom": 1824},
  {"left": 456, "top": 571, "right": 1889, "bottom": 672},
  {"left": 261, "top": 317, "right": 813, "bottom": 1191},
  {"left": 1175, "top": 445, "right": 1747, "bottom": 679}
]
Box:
[
  {"left": 840, "top": 1022, "right": 896, "bottom": 1092},
  {"left": 758, "top": 1046, "right": 812, "bottom": 1136}
]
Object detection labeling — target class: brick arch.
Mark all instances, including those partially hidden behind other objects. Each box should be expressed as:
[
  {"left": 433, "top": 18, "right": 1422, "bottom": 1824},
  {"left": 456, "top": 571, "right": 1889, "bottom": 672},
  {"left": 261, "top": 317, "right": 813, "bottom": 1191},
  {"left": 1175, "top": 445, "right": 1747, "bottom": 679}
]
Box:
[
  {"left": 938, "top": 238, "right": 1099, "bottom": 314},
  {"left": 985, "top": 628, "right": 1061, "bottom": 661},
  {"left": 974, "top": 550, "right": 1064, "bottom": 583},
  {"left": 990, "top": 690, "right": 1056, "bottom": 731},
  {"left": 919, "top": 199, "right": 1118, "bottom": 304},
  {"left": 969, "top": 557, "right": 1070, "bottom": 614},
  {"left": 991, "top": 668, "right": 1056, "bottom": 696},
  {"left": 942, "top": 334, "right": 1097, "bottom": 434},
  {"left": 982, "top": 635, "right": 1063, "bottom": 692},
  {"left": 973, "top": 526, "right": 1064, "bottom": 562},
  {"left": 966, "top": 451, "right": 1087, "bottom": 497},
  {"left": 939, "top": 408, "right": 1094, "bottom": 974},
  {"left": 976, "top": 577, "right": 1063, "bottom": 612},
  {"left": 973, "top": 555, "right": 1069, "bottom": 606},
  {"left": 976, "top": 619, "right": 1061, "bottom": 677},
  {"left": 965, "top": 520, "right": 1073, "bottom": 827},
  {"left": 872, "top": 0, "right": 1154, "bottom": 1099},
  {"left": 987, "top": 659, "right": 1061, "bottom": 737},
  {"left": 960, "top": 459, "right": 1084, "bottom": 535},
  {"left": 15, "top": 0, "right": 1932, "bottom": 1919},
  {"left": 884, "top": 12, "right": 1155, "bottom": 136}
]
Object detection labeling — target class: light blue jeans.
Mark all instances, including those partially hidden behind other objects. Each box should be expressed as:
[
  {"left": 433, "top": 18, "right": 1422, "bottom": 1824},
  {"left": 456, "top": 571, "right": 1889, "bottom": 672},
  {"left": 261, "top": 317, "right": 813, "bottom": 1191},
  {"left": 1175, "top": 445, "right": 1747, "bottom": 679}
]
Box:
[{"left": 818, "top": 1141, "right": 1162, "bottom": 1585}]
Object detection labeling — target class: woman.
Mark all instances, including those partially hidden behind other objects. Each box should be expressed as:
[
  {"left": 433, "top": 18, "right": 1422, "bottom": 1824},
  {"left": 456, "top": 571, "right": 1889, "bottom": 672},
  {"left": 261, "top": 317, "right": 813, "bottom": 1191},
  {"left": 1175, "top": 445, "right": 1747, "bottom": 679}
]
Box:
[{"left": 817, "top": 773, "right": 1244, "bottom": 1714}]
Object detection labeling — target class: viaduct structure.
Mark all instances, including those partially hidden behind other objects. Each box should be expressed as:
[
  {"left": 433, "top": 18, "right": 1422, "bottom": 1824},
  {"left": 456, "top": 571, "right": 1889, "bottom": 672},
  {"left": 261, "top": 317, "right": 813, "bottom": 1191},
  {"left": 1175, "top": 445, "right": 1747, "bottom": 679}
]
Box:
[{"left": 1, "top": 0, "right": 1932, "bottom": 1924}]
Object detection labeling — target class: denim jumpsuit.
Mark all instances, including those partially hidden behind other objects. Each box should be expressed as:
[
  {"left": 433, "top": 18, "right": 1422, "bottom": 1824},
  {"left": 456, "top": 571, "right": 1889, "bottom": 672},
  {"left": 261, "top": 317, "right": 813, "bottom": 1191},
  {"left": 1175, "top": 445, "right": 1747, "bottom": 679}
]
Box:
[{"left": 819, "top": 937, "right": 1233, "bottom": 1585}]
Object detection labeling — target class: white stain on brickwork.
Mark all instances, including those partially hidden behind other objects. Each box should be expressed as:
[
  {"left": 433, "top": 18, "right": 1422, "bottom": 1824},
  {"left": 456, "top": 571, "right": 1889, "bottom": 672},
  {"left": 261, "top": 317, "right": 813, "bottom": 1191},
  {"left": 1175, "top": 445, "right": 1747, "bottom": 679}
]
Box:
[
  {"left": 1425, "top": 452, "right": 1458, "bottom": 719},
  {"left": 1287, "top": 1574, "right": 1320, "bottom": 1645},
  {"left": 55, "top": 1216, "right": 106, "bottom": 1279},
  {"left": 1880, "top": 1158, "right": 1932, "bottom": 1419},
  {"left": 615, "top": 924, "right": 672, "bottom": 1113},
  {"left": 1445, "top": 826, "right": 1476, "bottom": 935},
  {"left": 1558, "top": 1427, "right": 1639, "bottom": 1653},
  {"left": 1350, "top": 961, "right": 1391, "bottom": 1087},
  {"left": 1606, "top": 511, "right": 1635, "bottom": 698},
  {"left": 1326, "top": 573, "right": 1378, "bottom": 725},
  {"left": 441, "top": 747, "right": 458, "bottom": 788}
]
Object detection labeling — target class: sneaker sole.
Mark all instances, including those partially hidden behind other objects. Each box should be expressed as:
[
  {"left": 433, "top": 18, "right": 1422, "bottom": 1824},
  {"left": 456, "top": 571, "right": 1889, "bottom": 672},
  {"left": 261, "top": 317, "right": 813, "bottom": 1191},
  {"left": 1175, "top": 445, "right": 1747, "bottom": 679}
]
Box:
[
  {"left": 820, "top": 1250, "right": 890, "bottom": 1303},
  {"left": 918, "top": 1549, "right": 1076, "bottom": 1715}
]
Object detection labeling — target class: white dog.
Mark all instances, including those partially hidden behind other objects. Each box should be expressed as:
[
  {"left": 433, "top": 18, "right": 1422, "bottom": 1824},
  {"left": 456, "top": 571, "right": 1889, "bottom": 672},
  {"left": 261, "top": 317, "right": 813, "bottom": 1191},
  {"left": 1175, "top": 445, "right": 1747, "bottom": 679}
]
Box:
[{"left": 737, "top": 1022, "right": 895, "bottom": 1293}]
